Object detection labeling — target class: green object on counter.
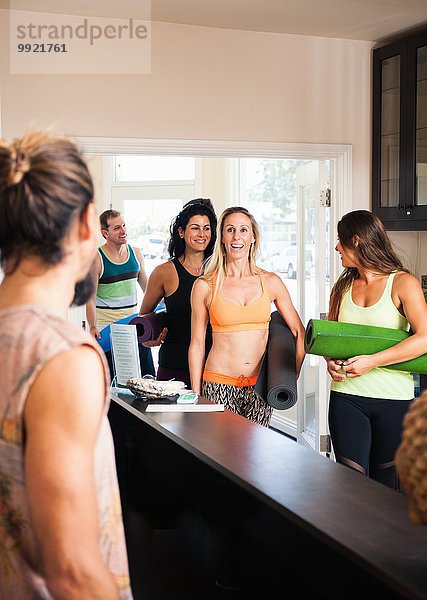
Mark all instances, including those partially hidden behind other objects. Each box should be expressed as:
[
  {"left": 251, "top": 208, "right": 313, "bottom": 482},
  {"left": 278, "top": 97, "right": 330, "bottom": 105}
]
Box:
[{"left": 304, "top": 319, "right": 427, "bottom": 374}]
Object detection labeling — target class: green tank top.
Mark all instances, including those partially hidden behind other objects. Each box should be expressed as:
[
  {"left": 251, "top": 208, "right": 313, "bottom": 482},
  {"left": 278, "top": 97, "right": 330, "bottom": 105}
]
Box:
[
  {"left": 330, "top": 272, "right": 414, "bottom": 400},
  {"left": 96, "top": 245, "right": 140, "bottom": 311}
]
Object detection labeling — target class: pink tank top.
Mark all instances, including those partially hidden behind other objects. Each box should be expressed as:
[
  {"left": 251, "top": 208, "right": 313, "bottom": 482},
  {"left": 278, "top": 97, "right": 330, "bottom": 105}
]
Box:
[{"left": 0, "top": 305, "right": 132, "bottom": 599}]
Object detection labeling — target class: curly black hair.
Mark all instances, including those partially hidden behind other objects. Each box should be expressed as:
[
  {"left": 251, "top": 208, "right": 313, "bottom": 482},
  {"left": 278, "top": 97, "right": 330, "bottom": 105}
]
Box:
[{"left": 167, "top": 198, "right": 217, "bottom": 259}]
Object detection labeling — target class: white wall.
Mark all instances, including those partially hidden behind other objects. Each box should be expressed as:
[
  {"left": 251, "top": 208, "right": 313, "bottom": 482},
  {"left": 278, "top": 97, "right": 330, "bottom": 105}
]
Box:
[
  {"left": 389, "top": 231, "right": 427, "bottom": 280},
  {"left": 0, "top": 15, "right": 373, "bottom": 208},
  {"left": 2, "top": 12, "right": 426, "bottom": 276},
  {"left": 200, "top": 158, "right": 230, "bottom": 214}
]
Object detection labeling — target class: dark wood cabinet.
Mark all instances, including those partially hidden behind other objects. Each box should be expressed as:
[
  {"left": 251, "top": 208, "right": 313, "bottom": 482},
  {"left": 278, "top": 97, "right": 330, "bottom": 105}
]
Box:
[{"left": 373, "top": 30, "right": 427, "bottom": 230}]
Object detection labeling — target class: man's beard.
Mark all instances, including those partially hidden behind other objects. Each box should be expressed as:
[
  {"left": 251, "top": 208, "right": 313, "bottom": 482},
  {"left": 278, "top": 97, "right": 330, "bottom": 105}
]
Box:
[{"left": 71, "top": 269, "right": 97, "bottom": 307}]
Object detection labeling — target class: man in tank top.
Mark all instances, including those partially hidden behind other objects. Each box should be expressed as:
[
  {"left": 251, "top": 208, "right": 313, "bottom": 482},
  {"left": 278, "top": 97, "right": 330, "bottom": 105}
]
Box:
[
  {"left": 86, "top": 209, "right": 154, "bottom": 378},
  {"left": 86, "top": 209, "right": 148, "bottom": 333}
]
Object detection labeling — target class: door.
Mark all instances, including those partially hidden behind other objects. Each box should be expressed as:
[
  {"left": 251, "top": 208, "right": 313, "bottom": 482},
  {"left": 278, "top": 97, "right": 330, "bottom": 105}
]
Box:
[
  {"left": 296, "top": 161, "right": 332, "bottom": 453},
  {"left": 111, "top": 183, "right": 196, "bottom": 300},
  {"left": 238, "top": 157, "right": 335, "bottom": 447}
]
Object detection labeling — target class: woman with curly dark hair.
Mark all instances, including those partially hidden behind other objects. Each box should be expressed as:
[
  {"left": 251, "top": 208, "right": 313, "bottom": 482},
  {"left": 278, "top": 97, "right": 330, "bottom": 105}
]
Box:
[{"left": 139, "top": 198, "right": 217, "bottom": 387}]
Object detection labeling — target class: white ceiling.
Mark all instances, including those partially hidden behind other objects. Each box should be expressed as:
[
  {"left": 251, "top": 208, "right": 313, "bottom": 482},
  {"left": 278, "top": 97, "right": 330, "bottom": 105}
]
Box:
[
  {"left": 3, "top": 0, "right": 427, "bottom": 43},
  {"left": 151, "top": 0, "right": 427, "bottom": 43}
]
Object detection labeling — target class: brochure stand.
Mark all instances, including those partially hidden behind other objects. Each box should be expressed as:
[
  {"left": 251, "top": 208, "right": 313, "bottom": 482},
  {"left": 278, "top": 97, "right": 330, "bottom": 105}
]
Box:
[{"left": 110, "top": 323, "right": 141, "bottom": 387}]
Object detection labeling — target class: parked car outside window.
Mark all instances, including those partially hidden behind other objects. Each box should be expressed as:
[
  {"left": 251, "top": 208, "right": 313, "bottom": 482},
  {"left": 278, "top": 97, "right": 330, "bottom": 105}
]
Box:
[
  {"left": 140, "top": 234, "right": 167, "bottom": 259},
  {"left": 268, "top": 246, "right": 315, "bottom": 279}
]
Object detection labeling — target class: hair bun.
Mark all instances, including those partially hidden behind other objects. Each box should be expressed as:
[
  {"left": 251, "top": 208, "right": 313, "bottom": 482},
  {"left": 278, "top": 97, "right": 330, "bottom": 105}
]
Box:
[{"left": 8, "top": 146, "right": 30, "bottom": 186}]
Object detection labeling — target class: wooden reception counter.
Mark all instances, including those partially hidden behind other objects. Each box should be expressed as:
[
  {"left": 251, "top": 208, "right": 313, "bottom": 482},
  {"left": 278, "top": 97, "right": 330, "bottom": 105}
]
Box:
[{"left": 110, "top": 390, "right": 427, "bottom": 600}]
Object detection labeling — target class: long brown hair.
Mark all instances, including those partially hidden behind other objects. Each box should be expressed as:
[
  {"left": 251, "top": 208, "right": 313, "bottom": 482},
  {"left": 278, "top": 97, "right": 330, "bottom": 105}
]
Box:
[{"left": 328, "top": 210, "right": 409, "bottom": 321}]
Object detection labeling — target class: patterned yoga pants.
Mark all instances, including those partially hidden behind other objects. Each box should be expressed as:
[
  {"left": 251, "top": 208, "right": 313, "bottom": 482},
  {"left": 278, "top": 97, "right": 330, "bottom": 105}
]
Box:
[{"left": 202, "top": 380, "right": 273, "bottom": 427}]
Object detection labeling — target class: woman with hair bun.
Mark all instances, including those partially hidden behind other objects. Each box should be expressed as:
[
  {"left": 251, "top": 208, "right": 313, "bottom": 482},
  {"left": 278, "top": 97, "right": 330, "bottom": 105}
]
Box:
[
  {"left": 0, "top": 130, "right": 132, "bottom": 598},
  {"left": 139, "top": 198, "right": 217, "bottom": 388},
  {"left": 327, "top": 209, "right": 427, "bottom": 489}
]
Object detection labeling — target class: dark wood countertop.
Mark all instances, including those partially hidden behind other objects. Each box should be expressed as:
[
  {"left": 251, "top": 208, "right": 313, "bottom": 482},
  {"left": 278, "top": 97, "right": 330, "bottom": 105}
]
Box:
[{"left": 111, "top": 390, "right": 427, "bottom": 599}]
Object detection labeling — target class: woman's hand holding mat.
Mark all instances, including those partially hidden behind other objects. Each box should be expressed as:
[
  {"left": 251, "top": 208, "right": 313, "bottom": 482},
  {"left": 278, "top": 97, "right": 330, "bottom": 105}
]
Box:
[
  {"left": 130, "top": 311, "right": 168, "bottom": 344},
  {"left": 305, "top": 318, "right": 427, "bottom": 374}
]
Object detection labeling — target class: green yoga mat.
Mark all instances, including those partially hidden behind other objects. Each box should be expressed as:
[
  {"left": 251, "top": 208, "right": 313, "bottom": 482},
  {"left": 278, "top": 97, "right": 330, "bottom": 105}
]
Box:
[{"left": 304, "top": 319, "right": 427, "bottom": 374}]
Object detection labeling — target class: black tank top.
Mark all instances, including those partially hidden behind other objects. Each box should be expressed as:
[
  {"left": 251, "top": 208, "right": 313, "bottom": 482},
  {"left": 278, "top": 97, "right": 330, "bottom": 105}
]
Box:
[{"left": 159, "top": 258, "right": 212, "bottom": 372}]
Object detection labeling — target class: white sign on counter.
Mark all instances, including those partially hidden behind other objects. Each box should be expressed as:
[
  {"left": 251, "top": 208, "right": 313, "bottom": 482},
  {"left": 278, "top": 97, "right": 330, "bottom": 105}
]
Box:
[{"left": 110, "top": 324, "right": 141, "bottom": 386}]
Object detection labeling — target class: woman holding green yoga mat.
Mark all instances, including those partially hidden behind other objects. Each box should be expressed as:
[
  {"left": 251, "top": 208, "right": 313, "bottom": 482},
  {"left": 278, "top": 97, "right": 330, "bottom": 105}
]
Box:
[{"left": 327, "top": 210, "right": 427, "bottom": 489}]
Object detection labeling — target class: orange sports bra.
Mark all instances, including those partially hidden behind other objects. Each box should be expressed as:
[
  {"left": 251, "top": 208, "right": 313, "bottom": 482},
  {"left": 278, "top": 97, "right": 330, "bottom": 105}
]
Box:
[{"left": 209, "top": 273, "right": 272, "bottom": 333}]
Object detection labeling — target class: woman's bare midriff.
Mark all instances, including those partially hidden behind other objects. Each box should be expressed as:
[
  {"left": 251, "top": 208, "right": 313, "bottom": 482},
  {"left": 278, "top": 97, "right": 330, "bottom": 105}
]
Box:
[{"left": 205, "top": 329, "right": 268, "bottom": 377}]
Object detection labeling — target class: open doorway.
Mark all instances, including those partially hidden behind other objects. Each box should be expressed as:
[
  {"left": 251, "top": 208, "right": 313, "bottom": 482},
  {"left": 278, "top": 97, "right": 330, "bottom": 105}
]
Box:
[{"left": 77, "top": 138, "right": 351, "bottom": 452}]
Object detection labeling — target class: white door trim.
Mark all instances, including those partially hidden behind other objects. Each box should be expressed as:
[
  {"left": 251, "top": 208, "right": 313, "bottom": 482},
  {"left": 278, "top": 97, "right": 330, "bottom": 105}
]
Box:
[
  {"left": 79, "top": 135, "right": 352, "bottom": 238},
  {"left": 79, "top": 136, "right": 351, "bottom": 160}
]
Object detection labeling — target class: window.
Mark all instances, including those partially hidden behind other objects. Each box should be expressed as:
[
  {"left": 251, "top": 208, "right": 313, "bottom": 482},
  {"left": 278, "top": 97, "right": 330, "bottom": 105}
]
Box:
[
  {"left": 114, "top": 155, "right": 195, "bottom": 182},
  {"left": 239, "top": 158, "right": 311, "bottom": 307}
]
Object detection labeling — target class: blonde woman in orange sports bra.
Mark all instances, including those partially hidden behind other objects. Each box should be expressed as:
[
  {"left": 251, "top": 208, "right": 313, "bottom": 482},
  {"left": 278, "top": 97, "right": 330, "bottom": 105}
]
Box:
[{"left": 189, "top": 206, "right": 305, "bottom": 427}]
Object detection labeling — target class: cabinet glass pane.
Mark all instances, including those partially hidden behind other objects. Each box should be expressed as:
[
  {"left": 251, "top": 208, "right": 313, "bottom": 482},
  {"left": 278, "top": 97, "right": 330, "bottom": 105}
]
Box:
[
  {"left": 380, "top": 55, "right": 400, "bottom": 208},
  {"left": 416, "top": 46, "right": 427, "bottom": 206}
]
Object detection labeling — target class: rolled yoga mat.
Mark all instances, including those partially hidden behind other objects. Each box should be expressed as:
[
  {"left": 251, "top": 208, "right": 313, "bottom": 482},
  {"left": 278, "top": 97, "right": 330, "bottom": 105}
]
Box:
[
  {"left": 304, "top": 319, "right": 427, "bottom": 374},
  {"left": 255, "top": 310, "right": 297, "bottom": 410},
  {"left": 130, "top": 311, "right": 168, "bottom": 344},
  {"left": 97, "top": 312, "right": 138, "bottom": 353}
]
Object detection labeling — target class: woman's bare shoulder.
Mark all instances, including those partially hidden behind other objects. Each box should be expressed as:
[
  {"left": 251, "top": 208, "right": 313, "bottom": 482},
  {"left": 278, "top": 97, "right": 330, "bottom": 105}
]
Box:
[
  {"left": 394, "top": 271, "right": 419, "bottom": 288},
  {"left": 259, "top": 268, "right": 283, "bottom": 284},
  {"left": 193, "top": 276, "right": 211, "bottom": 291},
  {"left": 151, "top": 259, "right": 176, "bottom": 278}
]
